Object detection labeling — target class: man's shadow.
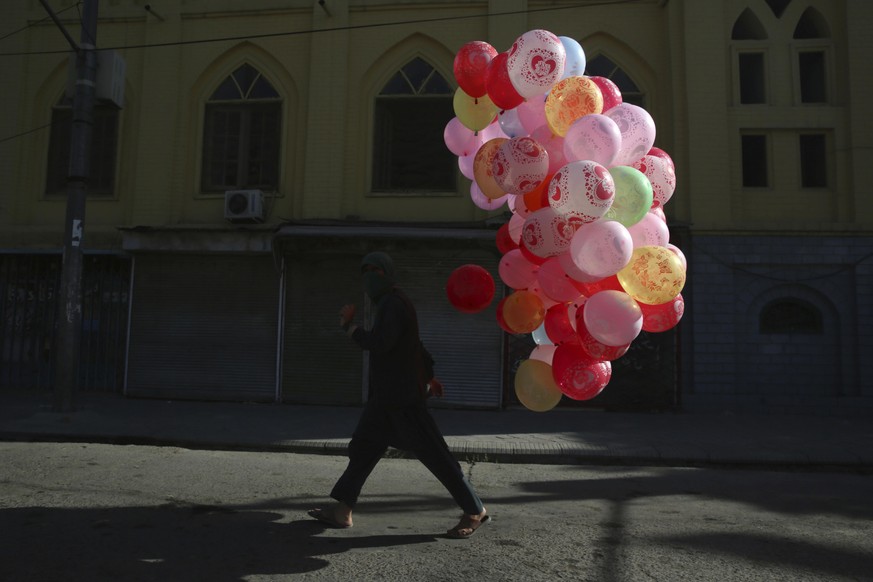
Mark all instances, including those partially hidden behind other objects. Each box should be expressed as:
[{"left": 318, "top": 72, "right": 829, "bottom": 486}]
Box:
[{"left": 0, "top": 501, "right": 439, "bottom": 582}]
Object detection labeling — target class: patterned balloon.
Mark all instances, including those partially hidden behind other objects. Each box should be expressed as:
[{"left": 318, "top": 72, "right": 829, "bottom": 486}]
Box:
[
  {"left": 589, "top": 76, "right": 623, "bottom": 112},
  {"left": 617, "top": 245, "right": 686, "bottom": 305},
  {"left": 551, "top": 343, "right": 611, "bottom": 400},
  {"left": 631, "top": 154, "right": 676, "bottom": 208},
  {"left": 547, "top": 160, "right": 615, "bottom": 222},
  {"left": 506, "top": 29, "right": 566, "bottom": 99},
  {"left": 521, "top": 206, "right": 584, "bottom": 260},
  {"left": 563, "top": 113, "right": 622, "bottom": 167},
  {"left": 491, "top": 136, "right": 549, "bottom": 196},
  {"left": 639, "top": 293, "right": 685, "bottom": 332},
  {"left": 545, "top": 76, "right": 604, "bottom": 137},
  {"left": 473, "top": 138, "right": 508, "bottom": 200},
  {"left": 605, "top": 103, "right": 657, "bottom": 167}
]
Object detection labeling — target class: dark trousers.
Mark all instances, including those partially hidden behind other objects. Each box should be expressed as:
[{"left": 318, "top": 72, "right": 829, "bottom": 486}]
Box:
[{"left": 330, "top": 403, "right": 484, "bottom": 515}]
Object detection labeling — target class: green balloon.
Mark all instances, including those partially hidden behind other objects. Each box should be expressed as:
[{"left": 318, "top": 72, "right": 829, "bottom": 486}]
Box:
[{"left": 606, "top": 166, "right": 653, "bottom": 227}]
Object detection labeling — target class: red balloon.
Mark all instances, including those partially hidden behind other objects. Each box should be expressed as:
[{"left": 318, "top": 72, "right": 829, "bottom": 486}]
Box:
[
  {"left": 496, "top": 222, "right": 519, "bottom": 255},
  {"left": 551, "top": 343, "right": 612, "bottom": 400},
  {"left": 446, "top": 264, "right": 496, "bottom": 313},
  {"left": 544, "top": 303, "right": 577, "bottom": 345},
  {"left": 454, "top": 41, "right": 498, "bottom": 98},
  {"left": 589, "top": 76, "right": 623, "bottom": 112},
  {"left": 486, "top": 52, "right": 525, "bottom": 111},
  {"left": 577, "top": 274, "right": 623, "bottom": 297},
  {"left": 639, "top": 293, "right": 685, "bottom": 332}
]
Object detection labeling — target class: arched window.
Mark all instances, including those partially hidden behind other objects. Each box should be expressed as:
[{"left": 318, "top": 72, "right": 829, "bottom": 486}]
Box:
[
  {"left": 45, "top": 95, "right": 119, "bottom": 197},
  {"left": 585, "top": 55, "right": 644, "bottom": 107},
  {"left": 732, "top": 9, "right": 768, "bottom": 104},
  {"left": 759, "top": 298, "right": 823, "bottom": 334},
  {"left": 201, "top": 63, "right": 281, "bottom": 193},
  {"left": 794, "top": 8, "right": 830, "bottom": 104},
  {"left": 372, "top": 57, "right": 454, "bottom": 194}
]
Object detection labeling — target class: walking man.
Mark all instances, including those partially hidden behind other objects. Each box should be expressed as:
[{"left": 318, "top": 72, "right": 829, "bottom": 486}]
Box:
[{"left": 308, "top": 251, "right": 489, "bottom": 539}]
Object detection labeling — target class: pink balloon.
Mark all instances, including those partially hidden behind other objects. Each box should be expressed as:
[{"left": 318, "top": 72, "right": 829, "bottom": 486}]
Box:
[
  {"left": 508, "top": 212, "right": 525, "bottom": 243},
  {"left": 589, "top": 76, "right": 623, "bottom": 112},
  {"left": 517, "top": 94, "right": 549, "bottom": 134},
  {"left": 605, "top": 104, "right": 657, "bottom": 167},
  {"left": 667, "top": 243, "right": 687, "bottom": 271},
  {"left": 575, "top": 313, "right": 631, "bottom": 361},
  {"left": 583, "top": 290, "right": 642, "bottom": 347},
  {"left": 627, "top": 211, "right": 670, "bottom": 248},
  {"left": 537, "top": 256, "right": 585, "bottom": 302},
  {"left": 563, "top": 114, "right": 622, "bottom": 167},
  {"left": 506, "top": 29, "right": 566, "bottom": 99},
  {"left": 559, "top": 251, "right": 601, "bottom": 284},
  {"left": 499, "top": 248, "right": 539, "bottom": 290},
  {"left": 631, "top": 154, "right": 676, "bottom": 208},
  {"left": 529, "top": 344, "right": 557, "bottom": 365},
  {"left": 547, "top": 160, "right": 615, "bottom": 222},
  {"left": 470, "top": 182, "right": 508, "bottom": 211},
  {"left": 569, "top": 219, "right": 634, "bottom": 278},
  {"left": 521, "top": 206, "right": 583, "bottom": 260},
  {"left": 444, "top": 117, "right": 482, "bottom": 157},
  {"left": 492, "top": 136, "right": 550, "bottom": 196},
  {"left": 530, "top": 125, "right": 566, "bottom": 174}
]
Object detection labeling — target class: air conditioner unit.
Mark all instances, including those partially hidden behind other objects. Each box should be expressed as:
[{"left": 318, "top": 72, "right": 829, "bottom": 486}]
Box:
[{"left": 224, "top": 190, "right": 264, "bottom": 222}]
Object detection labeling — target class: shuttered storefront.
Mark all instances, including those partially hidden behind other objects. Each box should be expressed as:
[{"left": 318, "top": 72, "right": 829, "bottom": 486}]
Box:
[
  {"left": 126, "top": 253, "right": 280, "bottom": 401},
  {"left": 278, "top": 233, "right": 503, "bottom": 409}
]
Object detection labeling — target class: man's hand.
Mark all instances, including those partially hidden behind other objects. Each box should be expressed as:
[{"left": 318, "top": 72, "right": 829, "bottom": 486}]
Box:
[
  {"left": 428, "top": 377, "right": 444, "bottom": 398},
  {"left": 339, "top": 304, "right": 356, "bottom": 328}
]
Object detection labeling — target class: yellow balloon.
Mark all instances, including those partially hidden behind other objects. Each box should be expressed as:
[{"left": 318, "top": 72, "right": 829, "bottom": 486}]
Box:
[
  {"left": 617, "top": 245, "right": 686, "bottom": 305},
  {"left": 453, "top": 88, "right": 499, "bottom": 131},
  {"left": 515, "top": 359, "right": 563, "bottom": 412},
  {"left": 473, "top": 138, "right": 508, "bottom": 200},
  {"left": 544, "top": 76, "right": 604, "bottom": 137},
  {"left": 502, "top": 290, "right": 545, "bottom": 334}
]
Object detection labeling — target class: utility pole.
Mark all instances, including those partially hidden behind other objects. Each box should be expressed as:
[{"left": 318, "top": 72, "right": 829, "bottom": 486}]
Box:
[{"left": 41, "top": 0, "right": 99, "bottom": 412}]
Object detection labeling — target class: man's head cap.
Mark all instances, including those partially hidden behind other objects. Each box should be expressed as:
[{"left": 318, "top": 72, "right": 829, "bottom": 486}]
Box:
[{"left": 361, "top": 251, "right": 395, "bottom": 278}]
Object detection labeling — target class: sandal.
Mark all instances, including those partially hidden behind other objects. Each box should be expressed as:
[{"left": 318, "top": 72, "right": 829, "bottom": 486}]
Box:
[
  {"left": 446, "top": 513, "right": 491, "bottom": 539},
  {"left": 308, "top": 508, "right": 352, "bottom": 528}
]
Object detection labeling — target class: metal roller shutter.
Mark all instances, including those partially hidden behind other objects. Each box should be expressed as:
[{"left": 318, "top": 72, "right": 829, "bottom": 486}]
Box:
[
  {"left": 390, "top": 249, "right": 503, "bottom": 409},
  {"left": 282, "top": 253, "right": 364, "bottom": 405},
  {"left": 126, "top": 254, "right": 280, "bottom": 402}
]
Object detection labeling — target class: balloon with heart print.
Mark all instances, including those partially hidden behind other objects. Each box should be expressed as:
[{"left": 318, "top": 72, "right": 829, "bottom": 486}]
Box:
[
  {"left": 631, "top": 154, "right": 677, "bottom": 208},
  {"left": 506, "top": 29, "right": 566, "bottom": 99},
  {"left": 639, "top": 293, "right": 685, "bottom": 332},
  {"left": 574, "top": 311, "right": 632, "bottom": 361},
  {"left": 521, "top": 206, "right": 584, "bottom": 260},
  {"left": 551, "top": 342, "right": 612, "bottom": 400},
  {"left": 473, "top": 138, "right": 508, "bottom": 200},
  {"left": 491, "top": 136, "right": 550, "bottom": 196},
  {"left": 547, "top": 160, "right": 615, "bottom": 223}
]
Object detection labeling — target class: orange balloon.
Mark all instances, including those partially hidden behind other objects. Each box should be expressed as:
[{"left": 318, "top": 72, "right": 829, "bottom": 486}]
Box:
[
  {"left": 502, "top": 290, "right": 545, "bottom": 333},
  {"left": 473, "top": 138, "right": 509, "bottom": 200},
  {"left": 523, "top": 173, "right": 553, "bottom": 211},
  {"left": 545, "top": 76, "right": 604, "bottom": 137}
]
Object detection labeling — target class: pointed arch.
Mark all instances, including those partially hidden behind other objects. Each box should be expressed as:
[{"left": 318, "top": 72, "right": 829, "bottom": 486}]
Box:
[
  {"left": 581, "top": 32, "right": 656, "bottom": 110},
  {"left": 732, "top": 8, "right": 768, "bottom": 40},
  {"left": 794, "top": 6, "right": 830, "bottom": 39}
]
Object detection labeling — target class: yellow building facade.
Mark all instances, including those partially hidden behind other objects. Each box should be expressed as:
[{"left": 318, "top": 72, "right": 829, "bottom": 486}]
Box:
[{"left": 1, "top": 0, "right": 871, "bottom": 413}]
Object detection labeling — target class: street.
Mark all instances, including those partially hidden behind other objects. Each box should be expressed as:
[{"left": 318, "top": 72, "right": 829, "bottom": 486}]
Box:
[{"left": 1, "top": 442, "right": 871, "bottom": 581}]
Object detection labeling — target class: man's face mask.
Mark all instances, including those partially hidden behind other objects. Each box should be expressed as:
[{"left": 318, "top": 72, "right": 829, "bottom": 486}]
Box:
[{"left": 363, "top": 270, "right": 393, "bottom": 301}]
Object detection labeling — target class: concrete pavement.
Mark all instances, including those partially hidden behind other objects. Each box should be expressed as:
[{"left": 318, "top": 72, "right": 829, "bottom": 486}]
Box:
[{"left": 1, "top": 392, "right": 872, "bottom": 470}]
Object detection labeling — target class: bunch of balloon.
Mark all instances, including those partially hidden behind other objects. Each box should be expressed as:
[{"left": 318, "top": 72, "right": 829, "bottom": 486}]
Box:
[{"left": 443, "top": 29, "right": 688, "bottom": 412}]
